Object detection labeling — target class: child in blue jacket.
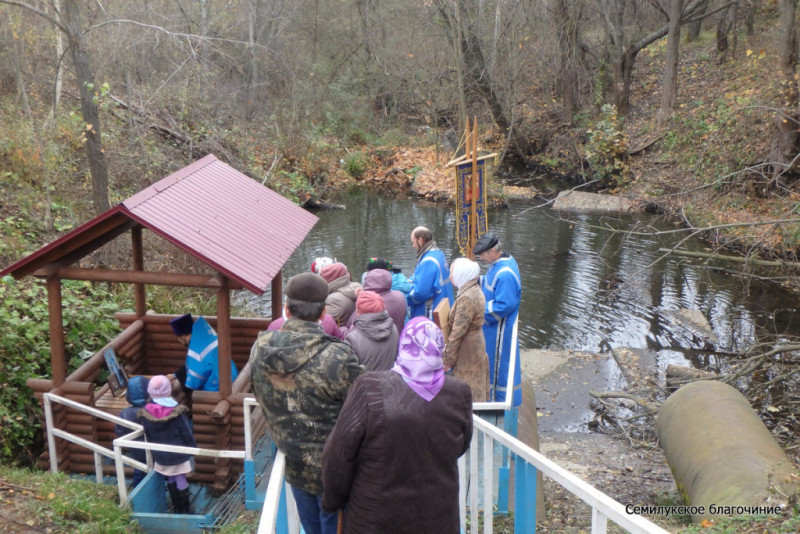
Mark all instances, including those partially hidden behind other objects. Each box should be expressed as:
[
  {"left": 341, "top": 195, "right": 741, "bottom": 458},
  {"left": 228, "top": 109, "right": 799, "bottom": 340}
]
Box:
[{"left": 114, "top": 375, "right": 150, "bottom": 487}]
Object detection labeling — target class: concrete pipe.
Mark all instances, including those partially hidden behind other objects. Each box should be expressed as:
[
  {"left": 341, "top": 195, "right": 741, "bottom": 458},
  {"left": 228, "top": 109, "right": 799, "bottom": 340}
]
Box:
[{"left": 656, "top": 380, "right": 798, "bottom": 522}]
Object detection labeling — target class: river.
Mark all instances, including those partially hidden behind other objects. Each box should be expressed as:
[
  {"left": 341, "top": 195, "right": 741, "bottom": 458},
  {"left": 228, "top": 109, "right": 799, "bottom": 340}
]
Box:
[{"left": 240, "top": 190, "right": 800, "bottom": 384}]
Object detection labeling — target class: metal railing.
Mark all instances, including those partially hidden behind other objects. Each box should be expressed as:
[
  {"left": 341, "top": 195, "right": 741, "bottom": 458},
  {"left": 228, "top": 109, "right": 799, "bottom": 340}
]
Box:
[
  {"left": 255, "top": 411, "right": 670, "bottom": 534},
  {"left": 42, "top": 393, "right": 262, "bottom": 505}
]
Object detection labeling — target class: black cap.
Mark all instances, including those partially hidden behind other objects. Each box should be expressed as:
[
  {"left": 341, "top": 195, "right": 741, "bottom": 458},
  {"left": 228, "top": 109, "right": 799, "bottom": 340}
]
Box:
[
  {"left": 366, "top": 257, "right": 393, "bottom": 271},
  {"left": 285, "top": 273, "right": 330, "bottom": 302},
  {"left": 473, "top": 233, "right": 499, "bottom": 255}
]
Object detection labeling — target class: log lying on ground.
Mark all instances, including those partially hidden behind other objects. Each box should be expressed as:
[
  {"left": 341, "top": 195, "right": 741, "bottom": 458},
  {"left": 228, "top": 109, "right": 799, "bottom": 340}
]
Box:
[
  {"left": 657, "top": 381, "right": 799, "bottom": 522},
  {"left": 665, "top": 364, "right": 717, "bottom": 391}
]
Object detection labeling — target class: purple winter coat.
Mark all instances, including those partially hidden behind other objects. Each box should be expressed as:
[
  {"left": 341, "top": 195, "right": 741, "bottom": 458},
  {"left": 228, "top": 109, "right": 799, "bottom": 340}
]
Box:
[
  {"left": 347, "top": 269, "right": 407, "bottom": 334},
  {"left": 344, "top": 311, "right": 398, "bottom": 371}
]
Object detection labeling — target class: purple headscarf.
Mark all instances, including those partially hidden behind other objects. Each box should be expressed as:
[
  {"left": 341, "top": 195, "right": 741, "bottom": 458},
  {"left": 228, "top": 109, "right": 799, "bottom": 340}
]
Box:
[{"left": 391, "top": 316, "right": 446, "bottom": 401}]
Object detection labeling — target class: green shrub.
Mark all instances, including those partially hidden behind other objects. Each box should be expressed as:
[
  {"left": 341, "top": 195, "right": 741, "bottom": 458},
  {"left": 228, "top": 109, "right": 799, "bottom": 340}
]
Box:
[
  {"left": 343, "top": 152, "right": 367, "bottom": 179},
  {"left": 584, "top": 104, "right": 631, "bottom": 188},
  {"left": 0, "top": 276, "right": 122, "bottom": 463}
]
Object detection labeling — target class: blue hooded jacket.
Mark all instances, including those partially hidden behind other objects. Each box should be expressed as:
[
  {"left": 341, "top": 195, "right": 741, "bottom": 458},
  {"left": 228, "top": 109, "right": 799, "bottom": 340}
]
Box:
[{"left": 115, "top": 376, "right": 150, "bottom": 463}]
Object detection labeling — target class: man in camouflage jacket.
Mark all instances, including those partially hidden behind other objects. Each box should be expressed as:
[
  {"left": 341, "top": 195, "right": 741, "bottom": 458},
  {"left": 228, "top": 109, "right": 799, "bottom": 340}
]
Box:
[{"left": 251, "top": 272, "right": 364, "bottom": 534}]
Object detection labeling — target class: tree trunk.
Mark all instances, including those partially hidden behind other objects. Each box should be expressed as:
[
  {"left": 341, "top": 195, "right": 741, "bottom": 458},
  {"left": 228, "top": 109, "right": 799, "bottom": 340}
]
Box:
[
  {"left": 716, "top": 2, "right": 736, "bottom": 58},
  {"left": 613, "top": 50, "right": 637, "bottom": 115},
  {"left": 686, "top": 0, "right": 706, "bottom": 42},
  {"left": 62, "top": 0, "right": 110, "bottom": 214},
  {"left": 553, "top": 0, "right": 581, "bottom": 122},
  {"left": 48, "top": 0, "right": 64, "bottom": 126},
  {"left": 247, "top": 0, "right": 258, "bottom": 91},
  {"left": 658, "top": 0, "right": 684, "bottom": 123},
  {"left": 744, "top": 0, "right": 755, "bottom": 35},
  {"left": 769, "top": 0, "right": 800, "bottom": 180}
]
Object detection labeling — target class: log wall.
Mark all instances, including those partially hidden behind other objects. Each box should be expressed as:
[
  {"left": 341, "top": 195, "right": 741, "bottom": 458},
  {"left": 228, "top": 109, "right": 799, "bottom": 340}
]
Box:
[{"left": 29, "top": 312, "right": 271, "bottom": 493}]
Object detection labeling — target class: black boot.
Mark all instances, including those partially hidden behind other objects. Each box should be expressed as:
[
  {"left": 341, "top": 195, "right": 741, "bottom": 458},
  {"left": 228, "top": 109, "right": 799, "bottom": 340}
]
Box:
[
  {"left": 166, "top": 482, "right": 180, "bottom": 514},
  {"left": 176, "top": 487, "right": 194, "bottom": 514}
]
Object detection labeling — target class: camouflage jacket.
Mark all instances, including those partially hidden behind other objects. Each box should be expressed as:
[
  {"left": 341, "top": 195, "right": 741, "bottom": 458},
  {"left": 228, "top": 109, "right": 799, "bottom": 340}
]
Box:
[{"left": 250, "top": 318, "right": 365, "bottom": 494}]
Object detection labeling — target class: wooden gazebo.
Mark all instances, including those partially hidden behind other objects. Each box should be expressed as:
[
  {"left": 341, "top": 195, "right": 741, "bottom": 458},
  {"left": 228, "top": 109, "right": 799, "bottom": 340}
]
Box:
[{"left": 1, "top": 154, "right": 318, "bottom": 492}]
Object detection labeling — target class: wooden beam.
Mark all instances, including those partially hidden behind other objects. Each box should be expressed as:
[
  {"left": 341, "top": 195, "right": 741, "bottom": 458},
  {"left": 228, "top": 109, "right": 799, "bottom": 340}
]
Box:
[
  {"left": 216, "top": 286, "right": 232, "bottom": 398},
  {"left": 271, "top": 270, "right": 283, "bottom": 321},
  {"left": 131, "top": 226, "right": 146, "bottom": 316},
  {"left": 469, "top": 117, "right": 479, "bottom": 260},
  {"left": 33, "top": 267, "right": 243, "bottom": 290},
  {"left": 47, "top": 277, "right": 66, "bottom": 387}
]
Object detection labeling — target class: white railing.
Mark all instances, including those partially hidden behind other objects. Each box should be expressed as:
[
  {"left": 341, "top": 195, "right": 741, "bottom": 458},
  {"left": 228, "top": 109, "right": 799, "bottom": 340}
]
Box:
[
  {"left": 42, "top": 392, "right": 262, "bottom": 504},
  {"left": 462, "top": 415, "right": 670, "bottom": 534},
  {"left": 472, "top": 316, "right": 518, "bottom": 412},
  {"left": 256, "top": 410, "right": 670, "bottom": 534},
  {"left": 256, "top": 451, "right": 303, "bottom": 534}
]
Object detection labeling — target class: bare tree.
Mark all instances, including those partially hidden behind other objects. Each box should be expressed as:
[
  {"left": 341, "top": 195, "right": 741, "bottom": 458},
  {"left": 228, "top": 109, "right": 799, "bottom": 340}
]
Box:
[
  {"left": 0, "top": 0, "right": 110, "bottom": 214},
  {"left": 552, "top": 0, "right": 585, "bottom": 123},
  {"left": 598, "top": 0, "right": 714, "bottom": 114},
  {"left": 716, "top": 1, "right": 737, "bottom": 58},
  {"left": 768, "top": 0, "right": 799, "bottom": 181},
  {"left": 658, "top": 0, "right": 684, "bottom": 123},
  {"left": 685, "top": 0, "right": 707, "bottom": 42}
]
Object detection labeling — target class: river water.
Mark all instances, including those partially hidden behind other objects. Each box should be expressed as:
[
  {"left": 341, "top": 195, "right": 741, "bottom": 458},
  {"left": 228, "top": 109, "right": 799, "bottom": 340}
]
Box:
[{"left": 240, "top": 190, "right": 800, "bottom": 386}]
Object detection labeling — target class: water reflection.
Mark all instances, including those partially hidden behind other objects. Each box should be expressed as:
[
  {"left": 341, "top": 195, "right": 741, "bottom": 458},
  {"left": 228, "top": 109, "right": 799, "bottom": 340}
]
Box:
[{"left": 240, "top": 191, "right": 800, "bottom": 363}]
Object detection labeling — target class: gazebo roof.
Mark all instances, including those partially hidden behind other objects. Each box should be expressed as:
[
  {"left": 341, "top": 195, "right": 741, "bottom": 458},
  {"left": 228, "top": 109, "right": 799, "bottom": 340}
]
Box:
[{"left": 1, "top": 154, "right": 318, "bottom": 294}]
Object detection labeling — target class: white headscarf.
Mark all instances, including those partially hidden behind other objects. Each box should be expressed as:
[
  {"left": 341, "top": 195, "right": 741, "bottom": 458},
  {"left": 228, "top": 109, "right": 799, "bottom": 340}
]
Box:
[{"left": 451, "top": 257, "right": 480, "bottom": 289}]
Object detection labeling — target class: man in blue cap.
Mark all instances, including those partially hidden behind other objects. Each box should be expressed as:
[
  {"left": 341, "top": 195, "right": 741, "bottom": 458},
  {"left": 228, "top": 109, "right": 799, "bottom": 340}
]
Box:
[
  {"left": 473, "top": 232, "right": 522, "bottom": 406},
  {"left": 170, "top": 313, "right": 239, "bottom": 395}
]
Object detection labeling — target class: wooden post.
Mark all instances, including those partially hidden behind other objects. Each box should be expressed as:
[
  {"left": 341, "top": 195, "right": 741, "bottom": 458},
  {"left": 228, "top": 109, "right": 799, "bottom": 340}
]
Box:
[
  {"left": 216, "top": 284, "right": 232, "bottom": 397},
  {"left": 470, "top": 117, "right": 479, "bottom": 259},
  {"left": 271, "top": 270, "right": 283, "bottom": 321},
  {"left": 131, "top": 226, "right": 146, "bottom": 316},
  {"left": 47, "top": 276, "right": 66, "bottom": 387}
]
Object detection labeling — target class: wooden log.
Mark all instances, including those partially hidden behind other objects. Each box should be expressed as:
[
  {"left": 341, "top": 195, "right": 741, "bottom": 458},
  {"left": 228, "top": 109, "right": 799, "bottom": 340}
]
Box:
[
  {"left": 119, "top": 340, "right": 145, "bottom": 360},
  {"left": 67, "top": 321, "right": 143, "bottom": 383},
  {"left": 117, "top": 329, "right": 144, "bottom": 354},
  {"left": 657, "top": 381, "right": 799, "bottom": 522},
  {"left": 665, "top": 364, "right": 717, "bottom": 390},
  {"left": 26, "top": 378, "right": 55, "bottom": 393}
]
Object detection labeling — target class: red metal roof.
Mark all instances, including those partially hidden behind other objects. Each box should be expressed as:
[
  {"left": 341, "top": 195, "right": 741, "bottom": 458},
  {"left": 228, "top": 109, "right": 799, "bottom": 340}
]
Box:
[{"left": 2, "top": 154, "right": 318, "bottom": 294}]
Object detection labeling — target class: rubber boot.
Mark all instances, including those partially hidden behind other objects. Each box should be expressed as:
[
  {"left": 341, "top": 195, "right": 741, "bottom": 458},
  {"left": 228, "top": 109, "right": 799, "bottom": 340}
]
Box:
[
  {"left": 176, "top": 487, "right": 194, "bottom": 514},
  {"left": 166, "top": 482, "right": 180, "bottom": 514}
]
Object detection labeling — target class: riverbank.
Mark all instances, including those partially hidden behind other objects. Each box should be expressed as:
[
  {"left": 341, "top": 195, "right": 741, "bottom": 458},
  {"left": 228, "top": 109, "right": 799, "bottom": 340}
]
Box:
[
  {"left": 520, "top": 348, "right": 678, "bottom": 531},
  {"left": 521, "top": 347, "right": 800, "bottom": 532}
]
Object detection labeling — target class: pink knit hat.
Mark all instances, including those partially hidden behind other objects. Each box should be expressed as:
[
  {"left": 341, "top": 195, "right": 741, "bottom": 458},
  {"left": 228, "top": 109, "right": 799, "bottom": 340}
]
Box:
[
  {"left": 356, "top": 290, "right": 385, "bottom": 314},
  {"left": 147, "top": 375, "right": 172, "bottom": 399},
  {"left": 320, "top": 262, "right": 348, "bottom": 283}
]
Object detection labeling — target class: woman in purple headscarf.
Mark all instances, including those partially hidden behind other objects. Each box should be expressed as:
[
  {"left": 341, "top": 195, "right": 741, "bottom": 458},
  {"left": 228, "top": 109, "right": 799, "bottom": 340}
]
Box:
[{"left": 322, "top": 317, "right": 473, "bottom": 534}]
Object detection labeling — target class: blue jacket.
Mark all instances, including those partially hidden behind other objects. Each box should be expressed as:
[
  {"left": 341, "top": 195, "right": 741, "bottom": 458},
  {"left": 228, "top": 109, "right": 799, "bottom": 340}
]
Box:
[
  {"left": 481, "top": 254, "right": 522, "bottom": 406},
  {"left": 407, "top": 248, "right": 454, "bottom": 319},
  {"left": 114, "top": 375, "right": 150, "bottom": 463},
  {"left": 185, "top": 316, "right": 239, "bottom": 391}
]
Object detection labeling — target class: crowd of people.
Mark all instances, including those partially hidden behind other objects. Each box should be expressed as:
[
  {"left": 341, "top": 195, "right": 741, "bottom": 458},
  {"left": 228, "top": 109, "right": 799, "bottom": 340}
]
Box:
[
  {"left": 115, "top": 226, "right": 522, "bottom": 531},
  {"left": 251, "top": 227, "right": 523, "bottom": 534}
]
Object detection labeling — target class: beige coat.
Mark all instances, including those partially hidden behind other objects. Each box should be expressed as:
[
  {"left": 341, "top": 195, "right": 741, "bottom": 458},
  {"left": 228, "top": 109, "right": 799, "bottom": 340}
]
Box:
[{"left": 444, "top": 279, "right": 489, "bottom": 401}]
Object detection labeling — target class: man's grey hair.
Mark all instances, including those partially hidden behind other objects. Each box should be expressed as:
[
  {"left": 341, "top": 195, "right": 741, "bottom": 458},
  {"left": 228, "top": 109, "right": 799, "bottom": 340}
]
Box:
[{"left": 286, "top": 298, "right": 326, "bottom": 322}]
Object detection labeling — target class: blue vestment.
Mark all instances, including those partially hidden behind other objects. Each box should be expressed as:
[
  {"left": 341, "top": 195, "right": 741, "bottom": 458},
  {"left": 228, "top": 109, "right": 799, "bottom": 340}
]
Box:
[
  {"left": 185, "top": 316, "right": 239, "bottom": 392},
  {"left": 407, "top": 247, "right": 454, "bottom": 319},
  {"left": 481, "top": 254, "right": 522, "bottom": 406}
]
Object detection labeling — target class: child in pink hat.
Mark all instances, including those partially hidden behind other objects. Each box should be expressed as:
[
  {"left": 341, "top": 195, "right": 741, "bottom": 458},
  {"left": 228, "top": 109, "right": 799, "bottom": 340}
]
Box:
[{"left": 139, "top": 375, "right": 197, "bottom": 514}]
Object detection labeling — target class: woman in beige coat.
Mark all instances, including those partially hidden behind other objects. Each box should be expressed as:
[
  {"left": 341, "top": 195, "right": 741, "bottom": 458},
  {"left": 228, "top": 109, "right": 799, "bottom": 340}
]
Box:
[{"left": 443, "top": 257, "right": 490, "bottom": 401}]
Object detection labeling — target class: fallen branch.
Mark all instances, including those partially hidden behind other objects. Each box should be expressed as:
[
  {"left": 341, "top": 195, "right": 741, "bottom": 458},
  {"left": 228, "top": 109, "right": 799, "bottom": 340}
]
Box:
[
  {"left": 589, "top": 390, "right": 658, "bottom": 413},
  {"left": 658, "top": 248, "right": 800, "bottom": 269},
  {"left": 628, "top": 134, "right": 663, "bottom": 156}
]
